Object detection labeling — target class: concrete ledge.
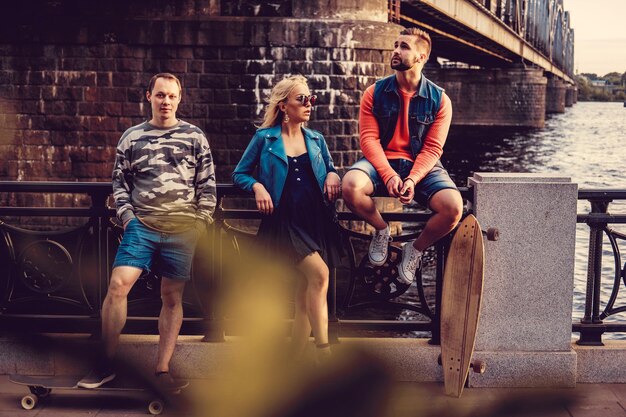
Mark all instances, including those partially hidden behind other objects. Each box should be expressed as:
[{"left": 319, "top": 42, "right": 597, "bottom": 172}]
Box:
[
  {"left": 4, "top": 336, "right": 626, "bottom": 386},
  {"left": 574, "top": 341, "right": 626, "bottom": 383},
  {"left": 0, "top": 335, "right": 235, "bottom": 379},
  {"left": 339, "top": 338, "right": 443, "bottom": 382},
  {"left": 0, "top": 339, "right": 55, "bottom": 375},
  {"left": 0, "top": 335, "right": 444, "bottom": 381},
  {"left": 468, "top": 350, "right": 577, "bottom": 388}
]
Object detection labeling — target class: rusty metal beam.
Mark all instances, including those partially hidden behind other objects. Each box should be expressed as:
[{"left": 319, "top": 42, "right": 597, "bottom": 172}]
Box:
[{"left": 413, "top": 0, "right": 574, "bottom": 83}]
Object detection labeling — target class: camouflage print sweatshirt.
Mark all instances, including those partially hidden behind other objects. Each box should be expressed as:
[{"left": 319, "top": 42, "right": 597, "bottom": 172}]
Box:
[{"left": 112, "top": 120, "right": 217, "bottom": 232}]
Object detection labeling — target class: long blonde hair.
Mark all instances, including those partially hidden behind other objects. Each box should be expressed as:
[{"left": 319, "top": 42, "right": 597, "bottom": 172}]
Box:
[{"left": 259, "top": 75, "right": 308, "bottom": 128}]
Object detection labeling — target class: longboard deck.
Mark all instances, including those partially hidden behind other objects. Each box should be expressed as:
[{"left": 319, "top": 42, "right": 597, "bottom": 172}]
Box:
[
  {"left": 9, "top": 374, "right": 188, "bottom": 391},
  {"left": 440, "top": 214, "right": 485, "bottom": 397},
  {"left": 10, "top": 374, "right": 188, "bottom": 414}
]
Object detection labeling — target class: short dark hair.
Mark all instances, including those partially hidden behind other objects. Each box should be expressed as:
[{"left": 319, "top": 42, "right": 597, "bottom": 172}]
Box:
[
  {"left": 399, "top": 27, "right": 432, "bottom": 57},
  {"left": 147, "top": 73, "right": 182, "bottom": 96}
]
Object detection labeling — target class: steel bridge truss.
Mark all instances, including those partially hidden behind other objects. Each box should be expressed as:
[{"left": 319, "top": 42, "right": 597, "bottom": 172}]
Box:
[{"left": 394, "top": 0, "right": 574, "bottom": 83}]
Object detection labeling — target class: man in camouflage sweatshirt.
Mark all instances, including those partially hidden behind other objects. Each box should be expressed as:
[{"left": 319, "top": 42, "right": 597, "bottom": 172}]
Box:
[{"left": 78, "top": 73, "right": 216, "bottom": 389}]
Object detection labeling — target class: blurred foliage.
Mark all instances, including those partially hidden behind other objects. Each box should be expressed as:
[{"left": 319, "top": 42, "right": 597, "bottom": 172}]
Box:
[{"left": 576, "top": 71, "right": 626, "bottom": 101}]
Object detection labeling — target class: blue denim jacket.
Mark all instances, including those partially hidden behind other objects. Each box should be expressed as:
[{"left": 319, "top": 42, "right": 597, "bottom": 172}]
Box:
[
  {"left": 372, "top": 74, "right": 444, "bottom": 158},
  {"left": 232, "top": 125, "right": 337, "bottom": 207}
]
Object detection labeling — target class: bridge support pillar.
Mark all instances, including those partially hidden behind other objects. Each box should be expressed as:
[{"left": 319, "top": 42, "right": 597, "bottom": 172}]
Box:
[
  {"left": 565, "top": 84, "right": 577, "bottom": 107},
  {"left": 427, "top": 68, "right": 547, "bottom": 127},
  {"left": 467, "top": 173, "right": 578, "bottom": 387},
  {"left": 546, "top": 76, "right": 566, "bottom": 113}
]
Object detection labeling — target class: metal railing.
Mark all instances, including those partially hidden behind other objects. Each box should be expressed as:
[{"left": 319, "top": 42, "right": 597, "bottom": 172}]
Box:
[
  {"left": 0, "top": 181, "right": 472, "bottom": 344},
  {"left": 5, "top": 182, "right": 626, "bottom": 346},
  {"left": 574, "top": 189, "right": 626, "bottom": 346}
]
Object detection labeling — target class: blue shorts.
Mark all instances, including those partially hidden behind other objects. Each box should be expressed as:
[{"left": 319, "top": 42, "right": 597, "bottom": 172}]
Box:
[
  {"left": 348, "top": 157, "right": 458, "bottom": 207},
  {"left": 112, "top": 218, "right": 200, "bottom": 281}
]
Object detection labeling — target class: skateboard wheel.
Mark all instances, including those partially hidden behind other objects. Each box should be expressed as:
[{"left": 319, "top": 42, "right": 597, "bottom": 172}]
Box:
[
  {"left": 21, "top": 394, "right": 38, "bottom": 410},
  {"left": 486, "top": 228, "right": 499, "bottom": 241},
  {"left": 471, "top": 360, "right": 486, "bottom": 374},
  {"left": 437, "top": 353, "right": 442, "bottom": 366},
  {"left": 148, "top": 399, "right": 164, "bottom": 415}
]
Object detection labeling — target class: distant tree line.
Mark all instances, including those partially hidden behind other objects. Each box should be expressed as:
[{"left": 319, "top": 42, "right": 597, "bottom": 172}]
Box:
[{"left": 576, "top": 71, "right": 626, "bottom": 102}]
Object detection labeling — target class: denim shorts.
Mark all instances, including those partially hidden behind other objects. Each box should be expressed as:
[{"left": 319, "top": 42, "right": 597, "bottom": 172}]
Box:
[
  {"left": 348, "top": 157, "right": 458, "bottom": 206},
  {"left": 112, "top": 218, "right": 200, "bottom": 281}
]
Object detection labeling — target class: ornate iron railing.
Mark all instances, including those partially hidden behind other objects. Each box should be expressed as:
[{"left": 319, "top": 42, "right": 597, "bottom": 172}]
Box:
[
  {"left": 574, "top": 189, "right": 626, "bottom": 346},
  {"left": 0, "top": 181, "right": 472, "bottom": 344}
]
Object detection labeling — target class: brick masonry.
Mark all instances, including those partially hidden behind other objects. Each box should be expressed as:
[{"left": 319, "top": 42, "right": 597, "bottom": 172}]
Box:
[
  {"left": 546, "top": 77, "right": 566, "bottom": 114},
  {"left": 0, "top": 1, "right": 400, "bottom": 186}
]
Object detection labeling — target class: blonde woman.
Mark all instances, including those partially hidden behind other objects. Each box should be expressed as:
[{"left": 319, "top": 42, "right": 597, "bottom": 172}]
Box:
[{"left": 232, "top": 75, "right": 342, "bottom": 363}]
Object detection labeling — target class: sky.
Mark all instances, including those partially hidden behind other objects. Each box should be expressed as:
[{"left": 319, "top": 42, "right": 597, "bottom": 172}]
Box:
[{"left": 564, "top": 0, "right": 626, "bottom": 76}]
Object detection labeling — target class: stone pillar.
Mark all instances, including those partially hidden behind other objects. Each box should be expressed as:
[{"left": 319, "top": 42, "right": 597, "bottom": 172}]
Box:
[
  {"left": 565, "top": 84, "right": 576, "bottom": 107},
  {"left": 546, "top": 77, "right": 566, "bottom": 113},
  {"left": 467, "top": 173, "right": 578, "bottom": 387},
  {"left": 427, "top": 68, "right": 547, "bottom": 128}
]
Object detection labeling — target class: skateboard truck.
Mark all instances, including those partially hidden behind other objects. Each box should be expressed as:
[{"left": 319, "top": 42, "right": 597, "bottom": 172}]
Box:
[
  {"left": 480, "top": 227, "right": 499, "bottom": 241},
  {"left": 437, "top": 354, "right": 486, "bottom": 374},
  {"left": 482, "top": 227, "right": 500, "bottom": 241}
]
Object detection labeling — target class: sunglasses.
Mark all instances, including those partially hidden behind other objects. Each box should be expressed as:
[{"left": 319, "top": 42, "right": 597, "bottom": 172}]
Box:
[{"left": 295, "top": 94, "right": 317, "bottom": 106}]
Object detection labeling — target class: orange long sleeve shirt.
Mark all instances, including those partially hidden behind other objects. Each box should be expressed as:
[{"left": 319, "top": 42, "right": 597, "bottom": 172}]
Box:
[{"left": 359, "top": 83, "right": 452, "bottom": 186}]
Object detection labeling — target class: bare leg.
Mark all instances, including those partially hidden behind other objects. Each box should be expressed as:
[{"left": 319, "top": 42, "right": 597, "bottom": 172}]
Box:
[
  {"left": 155, "top": 277, "right": 186, "bottom": 373},
  {"left": 291, "top": 275, "right": 312, "bottom": 357},
  {"left": 342, "top": 170, "right": 387, "bottom": 230},
  {"left": 101, "top": 266, "right": 143, "bottom": 359},
  {"left": 296, "top": 252, "right": 330, "bottom": 346},
  {"left": 412, "top": 189, "right": 463, "bottom": 251}
]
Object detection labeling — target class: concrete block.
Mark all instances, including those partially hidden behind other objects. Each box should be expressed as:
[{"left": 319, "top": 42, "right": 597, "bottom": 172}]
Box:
[
  {"left": 7, "top": 336, "right": 626, "bottom": 385},
  {"left": 574, "top": 341, "right": 626, "bottom": 383},
  {"left": 469, "top": 173, "right": 578, "bottom": 353},
  {"left": 338, "top": 338, "right": 443, "bottom": 382},
  {"left": 0, "top": 336, "right": 444, "bottom": 382},
  {"left": 465, "top": 173, "right": 578, "bottom": 388},
  {"left": 0, "top": 340, "right": 54, "bottom": 375},
  {"left": 468, "top": 350, "right": 577, "bottom": 388}
]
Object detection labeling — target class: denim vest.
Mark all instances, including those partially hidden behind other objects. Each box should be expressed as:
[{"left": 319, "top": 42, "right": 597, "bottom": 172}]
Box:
[{"left": 372, "top": 74, "right": 443, "bottom": 159}]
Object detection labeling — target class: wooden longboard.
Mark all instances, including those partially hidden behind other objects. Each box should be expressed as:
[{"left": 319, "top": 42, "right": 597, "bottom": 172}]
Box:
[{"left": 440, "top": 214, "right": 485, "bottom": 397}]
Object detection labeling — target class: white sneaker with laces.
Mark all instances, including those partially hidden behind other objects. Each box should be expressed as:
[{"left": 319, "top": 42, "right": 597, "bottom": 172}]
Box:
[
  {"left": 398, "top": 242, "right": 422, "bottom": 285},
  {"left": 368, "top": 226, "right": 392, "bottom": 266}
]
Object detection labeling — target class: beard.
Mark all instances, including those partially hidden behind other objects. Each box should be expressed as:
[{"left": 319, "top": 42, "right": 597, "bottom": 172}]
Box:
[{"left": 390, "top": 56, "right": 413, "bottom": 71}]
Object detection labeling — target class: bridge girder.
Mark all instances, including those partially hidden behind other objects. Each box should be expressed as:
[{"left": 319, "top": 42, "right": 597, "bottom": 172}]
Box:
[{"left": 400, "top": 0, "right": 574, "bottom": 84}]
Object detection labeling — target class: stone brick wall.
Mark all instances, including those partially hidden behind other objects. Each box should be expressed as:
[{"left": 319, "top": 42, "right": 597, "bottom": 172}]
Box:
[
  {"left": 428, "top": 67, "right": 547, "bottom": 128},
  {"left": 0, "top": 0, "right": 562, "bottom": 193},
  {"left": 0, "top": 0, "right": 398, "bottom": 186},
  {"left": 546, "top": 77, "right": 566, "bottom": 114}
]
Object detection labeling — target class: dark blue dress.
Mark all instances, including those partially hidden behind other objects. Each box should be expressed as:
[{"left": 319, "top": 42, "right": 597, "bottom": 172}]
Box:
[{"left": 257, "top": 153, "right": 343, "bottom": 267}]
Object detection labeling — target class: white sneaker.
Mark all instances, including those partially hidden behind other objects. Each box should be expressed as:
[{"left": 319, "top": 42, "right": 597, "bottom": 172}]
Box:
[
  {"left": 368, "top": 226, "right": 392, "bottom": 266},
  {"left": 398, "top": 242, "right": 422, "bottom": 285},
  {"left": 76, "top": 364, "right": 116, "bottom": 389}
]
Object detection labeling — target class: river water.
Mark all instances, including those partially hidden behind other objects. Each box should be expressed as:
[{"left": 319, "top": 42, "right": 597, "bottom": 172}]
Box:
[{"left": 442, "top": 101, "right": 626, "bottom": 339}]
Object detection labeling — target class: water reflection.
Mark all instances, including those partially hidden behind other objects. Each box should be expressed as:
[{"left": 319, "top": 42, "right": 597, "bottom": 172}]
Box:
[{"left": 443, "top": 126, "right": 544, "bottom": 183}]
